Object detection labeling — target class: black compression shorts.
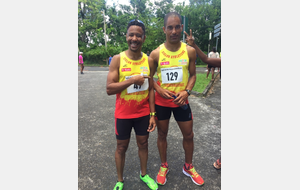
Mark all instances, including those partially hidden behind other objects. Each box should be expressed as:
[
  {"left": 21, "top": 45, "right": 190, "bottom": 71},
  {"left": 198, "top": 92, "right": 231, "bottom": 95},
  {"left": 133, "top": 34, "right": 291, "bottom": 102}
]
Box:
[
  {"left": 115, "top": 115, "right": 150, "bottom": 140},
  {"left": 155, "top": 104, "right": 193, "bottom": 122}
]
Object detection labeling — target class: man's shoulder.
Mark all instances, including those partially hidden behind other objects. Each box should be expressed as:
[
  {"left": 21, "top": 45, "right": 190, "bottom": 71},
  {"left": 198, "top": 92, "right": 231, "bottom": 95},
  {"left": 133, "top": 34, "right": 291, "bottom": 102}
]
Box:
[
  {"left": 185, "top": 44, "right": 195, "bottom": 52},
  {"left": 152, "top": 46, "right": 161, "bottom": 54},
  {"left": 149, "top": 46, "right": 161, "bottom": 62}
]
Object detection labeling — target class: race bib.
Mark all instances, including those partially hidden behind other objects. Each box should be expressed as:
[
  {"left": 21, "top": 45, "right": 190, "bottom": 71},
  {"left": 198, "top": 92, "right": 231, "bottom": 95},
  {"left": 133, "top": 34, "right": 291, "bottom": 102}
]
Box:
[
  {"left": 125, "top": 74, "right": 149, "bottom": 94},
  {"left": 161, "top": 67, "right": 183, "bottom": 84}
]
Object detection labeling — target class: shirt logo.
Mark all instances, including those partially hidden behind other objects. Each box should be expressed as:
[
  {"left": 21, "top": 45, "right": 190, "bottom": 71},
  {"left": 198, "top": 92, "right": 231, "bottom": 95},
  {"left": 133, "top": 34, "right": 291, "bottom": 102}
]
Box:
[
  {"left": 121, "top": 68, "right": 131, "bottom": 72},
  {"left": 140, "top": 66, "right": 149, "bottom": 72},
  {"left": 178, "top": 59, "right": 188, "bottom": 65},
  {"left": 160, "top": 61, "right": 170, "bottom": 65}
]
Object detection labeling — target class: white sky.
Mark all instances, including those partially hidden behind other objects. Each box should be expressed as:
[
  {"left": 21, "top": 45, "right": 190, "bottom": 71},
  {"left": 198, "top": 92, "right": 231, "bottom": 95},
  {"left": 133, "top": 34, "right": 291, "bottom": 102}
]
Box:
[{"left": 106, "top": 0, "right": 189, "bottom": 7}]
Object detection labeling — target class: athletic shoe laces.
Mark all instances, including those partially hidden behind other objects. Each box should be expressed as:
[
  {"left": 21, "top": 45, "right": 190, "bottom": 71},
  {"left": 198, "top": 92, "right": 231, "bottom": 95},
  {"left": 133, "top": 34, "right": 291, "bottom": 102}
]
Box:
[
  {"left": 158, "top": 167, "right": 168, "bottom": 176},
  {"left": 189, "top": 167, "right": 199, "bottom": 178}
]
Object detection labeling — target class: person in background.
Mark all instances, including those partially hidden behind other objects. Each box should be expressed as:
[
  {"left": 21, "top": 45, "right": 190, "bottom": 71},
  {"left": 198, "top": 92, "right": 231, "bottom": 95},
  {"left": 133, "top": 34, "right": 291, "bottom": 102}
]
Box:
[
  {"left": 109, "top": 55, "right": 112, "bottom": 65},
  {"left": 147, "top": 51, "right": 150, "bottom": 56},
  {"left": 79, "top": 52, "right": 84, "bottom": 74},
  {"left": 206, "top": 47, "right": 219, "bottom": 80},
  {"left": 184, "top": 29, "right": 221, "bottom": 170},
  {"left": 219, "top": 52, "right": 221, "bottom": 81}
]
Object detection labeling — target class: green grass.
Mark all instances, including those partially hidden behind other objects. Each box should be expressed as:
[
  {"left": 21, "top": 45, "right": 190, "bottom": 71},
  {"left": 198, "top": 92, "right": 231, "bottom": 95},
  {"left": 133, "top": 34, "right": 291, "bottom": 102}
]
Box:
[
  {"left": 153, "top": 73, "right": 210, "bottom": 93},
  {"left": 196, "top": 65, "right": 207, "bottom": 68},
  {"left": 193, "top": 73, "right": 211, "bottom": 93}
]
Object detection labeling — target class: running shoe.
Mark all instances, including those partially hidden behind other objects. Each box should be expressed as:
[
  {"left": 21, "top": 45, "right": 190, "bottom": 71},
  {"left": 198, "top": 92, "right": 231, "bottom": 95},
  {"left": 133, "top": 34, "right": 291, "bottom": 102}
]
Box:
[
  {"left": 182, "top": 164, "right": 204, "bottom": 186},
  {"left": 113, "top": 181, "right": 124, "bottom": 190},
  {"left": 156, "top": 165, "right": 169, "bottom": 185},
  {"left": 140, "top": 174, "right": 158, "bottom": 190}
]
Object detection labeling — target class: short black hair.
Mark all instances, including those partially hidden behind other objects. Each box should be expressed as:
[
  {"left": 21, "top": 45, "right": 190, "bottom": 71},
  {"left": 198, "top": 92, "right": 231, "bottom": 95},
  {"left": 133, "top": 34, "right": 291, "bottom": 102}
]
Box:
[
  {"left": 212, "top": 47, "right": 216, "bottom": 53},
  {"left": 127, "top": 19, "right": 145, "bottom": 35},
  {"left": 164, "top": 12, "right": 182, "bottom": 27}
]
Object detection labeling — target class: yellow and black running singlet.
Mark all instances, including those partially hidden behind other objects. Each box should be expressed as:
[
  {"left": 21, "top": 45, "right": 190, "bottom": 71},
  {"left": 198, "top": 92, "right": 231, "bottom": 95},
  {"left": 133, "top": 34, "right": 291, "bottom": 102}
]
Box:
[
  {"left": 156, "top": 42, "right": 190, "bottom": 107},
  {"left": 115, "top": 52, "right": 150, "bottom": 119}
]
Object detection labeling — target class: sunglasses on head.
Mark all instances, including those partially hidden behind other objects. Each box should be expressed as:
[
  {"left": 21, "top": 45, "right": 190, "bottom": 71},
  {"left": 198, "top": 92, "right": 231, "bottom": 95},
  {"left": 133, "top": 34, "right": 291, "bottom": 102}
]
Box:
[{"left": 128, "top": 19, "right": 145, "bottom": 25}]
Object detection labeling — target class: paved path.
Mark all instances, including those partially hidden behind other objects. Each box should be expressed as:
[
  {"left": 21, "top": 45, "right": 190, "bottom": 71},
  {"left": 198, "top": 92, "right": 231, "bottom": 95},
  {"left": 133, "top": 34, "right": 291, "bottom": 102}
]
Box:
[{"left": 78, "top": 71, "right": 221, "bottom": 190}]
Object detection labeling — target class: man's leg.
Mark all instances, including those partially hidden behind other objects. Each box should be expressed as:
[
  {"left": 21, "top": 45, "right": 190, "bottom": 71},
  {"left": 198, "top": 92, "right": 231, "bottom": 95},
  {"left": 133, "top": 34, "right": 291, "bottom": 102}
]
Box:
[
  {"left": 206, "top": 68, "right": 211, "bottom": 79},
  {"left": 80, "top": 64, "right": 84, "bottom": 73},
  {"left": 177, "top": 120, "right": 194, "bottom": 164},
  {"left": 136, "top": 135, "right": 149, "bottom": 176},
  {"left": 211, "top": 67, "right": 215, "bottom": 80},
  {"left": 115, "top": 139, "right": 130, "bottom": 182},
  {"left": 156, "top": 119, "right": 170, "bottom": 163}
]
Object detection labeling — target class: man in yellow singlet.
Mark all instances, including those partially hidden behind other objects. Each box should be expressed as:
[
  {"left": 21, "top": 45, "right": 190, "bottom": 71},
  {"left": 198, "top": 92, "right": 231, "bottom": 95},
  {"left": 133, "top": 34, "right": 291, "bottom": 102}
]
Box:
[
  {"left": 106, "top": 19, "right": 158, "bottom": 190},
  {"left": 149, "top": 12, "right": 204, "bottom": 187}
]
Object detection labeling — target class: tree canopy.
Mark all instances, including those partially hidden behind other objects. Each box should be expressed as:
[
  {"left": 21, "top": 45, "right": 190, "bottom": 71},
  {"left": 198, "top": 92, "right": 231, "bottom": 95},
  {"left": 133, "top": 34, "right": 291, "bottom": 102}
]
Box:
[{"left": 78, "top": 0, "right": 221, "bottom": 64}]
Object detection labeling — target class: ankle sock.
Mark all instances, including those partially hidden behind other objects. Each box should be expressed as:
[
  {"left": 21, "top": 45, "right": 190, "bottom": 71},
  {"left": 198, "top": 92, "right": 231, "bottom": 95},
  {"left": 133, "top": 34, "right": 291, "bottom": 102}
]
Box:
[
  {"left": 161, "top": 162, "right": 168, "bottom": 168},
  {"left": 184, "top": 163, "right": 193, "bottom": 170}
]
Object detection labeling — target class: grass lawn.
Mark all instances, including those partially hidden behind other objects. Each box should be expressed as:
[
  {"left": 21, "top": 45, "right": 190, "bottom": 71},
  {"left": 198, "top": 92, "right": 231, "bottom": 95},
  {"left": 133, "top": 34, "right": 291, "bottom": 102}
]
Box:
[
  {"left": 196, "top": 65, "right": 207, "bottom": 67},
  {"left": 153, "top": 72, "right": 210, "bottom": 93},
  {"left": 193, "top": 73, "right": 211, "bottom": 93}
]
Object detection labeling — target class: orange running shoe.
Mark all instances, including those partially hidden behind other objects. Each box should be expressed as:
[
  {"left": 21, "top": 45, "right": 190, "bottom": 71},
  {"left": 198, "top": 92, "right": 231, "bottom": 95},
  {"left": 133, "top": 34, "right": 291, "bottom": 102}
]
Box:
[
  {"left": 156, "top": 164, "right": 169, "bottom": 185},
  {"left": 182, "top": 164, "right": 204, "bottom": 186}
]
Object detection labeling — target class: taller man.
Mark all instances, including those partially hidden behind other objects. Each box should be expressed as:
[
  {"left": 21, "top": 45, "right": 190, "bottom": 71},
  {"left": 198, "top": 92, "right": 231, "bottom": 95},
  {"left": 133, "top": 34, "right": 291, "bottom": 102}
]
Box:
[{"left": 150, "top": 12, "right": 204, "bottom": 186}]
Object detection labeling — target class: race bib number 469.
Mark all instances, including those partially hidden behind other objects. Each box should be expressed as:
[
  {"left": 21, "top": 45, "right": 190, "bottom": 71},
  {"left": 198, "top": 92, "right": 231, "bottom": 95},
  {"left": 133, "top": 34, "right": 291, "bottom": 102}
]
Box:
[
  {"left": 161, "top": 67, "right": 183, "bottom": 84},
  {"left": 125, "top": 75, "right": 149, "bottom": 94}
]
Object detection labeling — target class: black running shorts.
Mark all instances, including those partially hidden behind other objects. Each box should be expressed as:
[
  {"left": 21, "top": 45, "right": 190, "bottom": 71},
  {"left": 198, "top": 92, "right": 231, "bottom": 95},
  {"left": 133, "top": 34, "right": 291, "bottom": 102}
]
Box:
[
  {"left": 115, "top": 115, "right": 150, "bottom": 140},
  {"left": 155, "top": 104, "right": 193, "bottom": 122}
]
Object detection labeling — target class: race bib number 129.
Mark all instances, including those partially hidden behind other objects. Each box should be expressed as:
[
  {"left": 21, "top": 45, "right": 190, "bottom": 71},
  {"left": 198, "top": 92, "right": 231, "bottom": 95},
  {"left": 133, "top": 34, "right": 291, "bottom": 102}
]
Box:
[{"left": 161, "top": 67, "right": 183, "bottom": 84}]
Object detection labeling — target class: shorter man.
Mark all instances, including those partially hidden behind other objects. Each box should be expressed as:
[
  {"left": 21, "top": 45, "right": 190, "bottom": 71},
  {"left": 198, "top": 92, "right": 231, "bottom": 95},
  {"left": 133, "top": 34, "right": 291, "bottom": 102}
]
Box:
[{"left": 106, "top": 19, "right": 158, "bottom": 190}]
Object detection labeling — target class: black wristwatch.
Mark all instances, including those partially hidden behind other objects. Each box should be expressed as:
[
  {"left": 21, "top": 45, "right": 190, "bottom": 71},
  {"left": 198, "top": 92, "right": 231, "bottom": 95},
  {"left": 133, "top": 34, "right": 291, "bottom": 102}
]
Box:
[{"left": 186, "top": 89, "right": 191, "bottom": 96}]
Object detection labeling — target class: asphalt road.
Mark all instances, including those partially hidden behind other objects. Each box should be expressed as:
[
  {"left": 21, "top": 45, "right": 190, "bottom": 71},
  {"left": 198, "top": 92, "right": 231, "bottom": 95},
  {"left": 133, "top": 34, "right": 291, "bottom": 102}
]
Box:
[{"left": 78, "top": 71, "right": 221, "bottom": 190}]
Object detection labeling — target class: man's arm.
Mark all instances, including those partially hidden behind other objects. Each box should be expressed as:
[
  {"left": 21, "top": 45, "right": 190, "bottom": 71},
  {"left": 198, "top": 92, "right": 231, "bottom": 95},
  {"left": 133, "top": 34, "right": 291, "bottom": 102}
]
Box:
[
  {"left": 147, "top": 56, "right": 157, "bottom": 132},
  {"left": 106, "top": 55, "right": 149, "bottom": 95},
  {"left": 184, "top": 30, "right": 221, "bottom": 68},
  {"left": 173, "top": 46, "right": 197, "bottom": 106},
  {"left": 149, "top": 47, "right": 175, "bottom": 99}
]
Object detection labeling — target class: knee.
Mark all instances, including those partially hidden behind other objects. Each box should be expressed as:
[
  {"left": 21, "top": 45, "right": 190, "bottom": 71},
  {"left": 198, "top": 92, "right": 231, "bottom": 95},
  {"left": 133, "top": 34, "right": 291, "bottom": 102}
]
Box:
[
  {"left": 116, "top": 144, "right": 128, "bottom": 154},
  {"left": 184, "top": 131, "right": 194, "bottom": 141},
  {"left": 138, "top": 139, "right": 148, "bottom": 149},
  {"left": 157, "top": 130, "right": 167, "bottom": 140}
]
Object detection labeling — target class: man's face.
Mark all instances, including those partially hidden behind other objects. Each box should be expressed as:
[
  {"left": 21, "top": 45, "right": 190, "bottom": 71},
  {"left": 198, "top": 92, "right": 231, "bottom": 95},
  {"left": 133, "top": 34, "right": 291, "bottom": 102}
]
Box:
[
  {"left": 126, "top": 25, "right": 145, "bottom": 52},
  {"left": 163, "top": 16, "right": 183, "bottom": 44}
]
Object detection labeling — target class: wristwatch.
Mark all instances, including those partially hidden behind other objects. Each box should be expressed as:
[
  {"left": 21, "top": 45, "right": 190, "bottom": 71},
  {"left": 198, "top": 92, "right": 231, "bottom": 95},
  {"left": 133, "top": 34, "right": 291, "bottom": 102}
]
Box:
[{"left": 186, "top": 89, "right": 191, "bottom": 96}]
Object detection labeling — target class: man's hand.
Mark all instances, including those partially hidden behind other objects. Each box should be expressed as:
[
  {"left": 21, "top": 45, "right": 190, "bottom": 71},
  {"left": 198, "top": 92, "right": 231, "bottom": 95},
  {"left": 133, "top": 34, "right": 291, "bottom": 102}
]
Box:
[
  {"left": 173, "top": 91, "right": 189, "bottom": 106},
  {"left": 184, "top": 29, "right": 195, "bottom": 46},
  {"left": 157, "top": 88, "right": 176, "bottom": 99},
  {"left": 147, "top": 116, "right": 156, "bottom": 132},
  {"left": 132, "top": 75, "right": 150, "bottom": 86}
]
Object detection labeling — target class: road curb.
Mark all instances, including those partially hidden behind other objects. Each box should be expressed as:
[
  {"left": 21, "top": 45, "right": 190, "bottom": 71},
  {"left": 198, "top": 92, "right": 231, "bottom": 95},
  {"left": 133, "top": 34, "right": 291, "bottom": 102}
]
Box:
[{"left": 191, "top": 72, "right": 220, "bottom": 97}]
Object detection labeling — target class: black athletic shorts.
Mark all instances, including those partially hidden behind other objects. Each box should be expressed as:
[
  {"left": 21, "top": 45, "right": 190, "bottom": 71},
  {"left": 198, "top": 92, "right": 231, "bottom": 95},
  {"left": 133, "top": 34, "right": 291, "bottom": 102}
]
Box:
[
  {"left": 208, "top": 65, "right": 215, "bottom": 69},
  {"left": 115, "top": 115, "right": 150, "bottom": 140},
  {"left": 155, "top": 104, "right": 193, "bottom": 122}
]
